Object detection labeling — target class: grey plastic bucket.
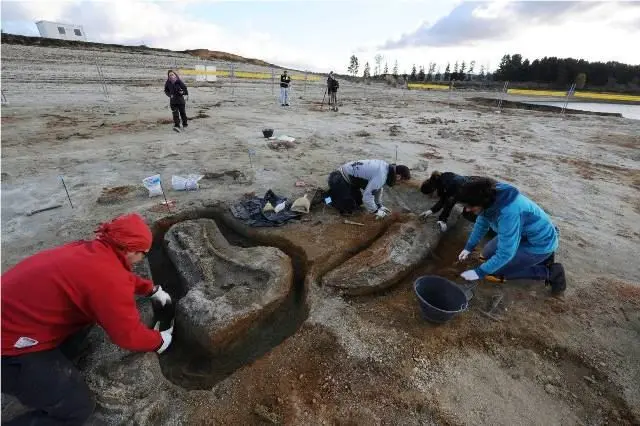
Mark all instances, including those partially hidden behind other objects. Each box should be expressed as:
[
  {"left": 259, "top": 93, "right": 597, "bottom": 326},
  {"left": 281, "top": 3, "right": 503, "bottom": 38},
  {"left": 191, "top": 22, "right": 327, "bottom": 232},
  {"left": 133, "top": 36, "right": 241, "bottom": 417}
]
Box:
[{"left": 414, "top": 275, "right": 474, "bottom": 324}]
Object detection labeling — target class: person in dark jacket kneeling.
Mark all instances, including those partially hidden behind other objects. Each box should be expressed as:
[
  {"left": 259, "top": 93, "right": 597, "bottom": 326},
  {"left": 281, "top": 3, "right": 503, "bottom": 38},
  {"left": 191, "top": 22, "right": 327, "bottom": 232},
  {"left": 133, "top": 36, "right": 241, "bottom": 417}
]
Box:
[
  {"left": 1, "top": 214, "right": 174, "bottom": 425},
  {"left": 164, "top": 69, "right": 189, "bottom": 132},
  {"left": 456, "top": 177, "right": 566, "bottom": 294},
  {"left": 419, "top": 170, "right": 481, "bottom": 232}
]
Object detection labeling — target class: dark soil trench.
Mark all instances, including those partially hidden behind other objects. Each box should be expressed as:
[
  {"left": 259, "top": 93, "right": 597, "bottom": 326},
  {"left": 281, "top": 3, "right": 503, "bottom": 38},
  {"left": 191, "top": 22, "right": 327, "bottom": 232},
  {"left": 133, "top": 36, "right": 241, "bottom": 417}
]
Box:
[{"left": 147, "top": 207, "right": 310, "bottom": 390}]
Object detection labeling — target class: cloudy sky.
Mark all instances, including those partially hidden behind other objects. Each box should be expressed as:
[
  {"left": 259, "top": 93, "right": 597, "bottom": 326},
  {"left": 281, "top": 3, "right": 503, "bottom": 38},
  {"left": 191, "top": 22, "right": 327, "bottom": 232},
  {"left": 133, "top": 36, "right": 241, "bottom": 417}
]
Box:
[{"left": 1, "top": 1, "right": 639, "bottom": 74}]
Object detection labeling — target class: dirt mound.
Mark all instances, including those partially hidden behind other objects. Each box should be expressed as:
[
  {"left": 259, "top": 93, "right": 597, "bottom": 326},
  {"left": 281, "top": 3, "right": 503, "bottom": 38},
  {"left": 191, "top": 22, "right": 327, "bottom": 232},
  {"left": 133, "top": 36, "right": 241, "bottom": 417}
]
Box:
[
  {"left": 97, "top": 185, "right": 146, "bottom": 204},
  {"left": 323, "top": 211, "right": 460, "bottom": 295}
]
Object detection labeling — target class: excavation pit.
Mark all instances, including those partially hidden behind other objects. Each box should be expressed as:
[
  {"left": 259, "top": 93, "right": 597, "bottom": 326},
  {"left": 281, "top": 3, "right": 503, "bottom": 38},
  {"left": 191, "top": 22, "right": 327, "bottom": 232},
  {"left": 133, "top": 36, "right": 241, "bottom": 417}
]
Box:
[
  {"left": 147, "top": 207, "right": 310, "bottom": 390},
  {"left": 146, "top": 185, "right": 465, "bottom": 389}
]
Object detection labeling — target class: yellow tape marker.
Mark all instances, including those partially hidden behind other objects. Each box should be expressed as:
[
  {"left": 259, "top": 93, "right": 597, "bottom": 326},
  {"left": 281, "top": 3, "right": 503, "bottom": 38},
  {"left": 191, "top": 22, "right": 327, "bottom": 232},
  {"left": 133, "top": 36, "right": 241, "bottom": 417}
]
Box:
[
  {"left": 179, "top": 69, "right": 321, "bottom": 81},
  {"left": 408, "top": 83, "right": 450, "bottom": 91},
  {"left": 507, "top": 88, "right": 640, "bottom": 102}
]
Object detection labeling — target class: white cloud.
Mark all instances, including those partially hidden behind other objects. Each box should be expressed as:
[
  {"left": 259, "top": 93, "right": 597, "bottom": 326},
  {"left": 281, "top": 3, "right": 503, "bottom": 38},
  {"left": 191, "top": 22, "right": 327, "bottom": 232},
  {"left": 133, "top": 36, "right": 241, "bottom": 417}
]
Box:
[
  {"left": 2, "top": 1, "right": 638, "bottom": 75},
  {"left": 1, "top": 0, "right": 329, "bottom": 71},
  {"left": 373, "top": 1, "right": 640, "bottom": 72}
]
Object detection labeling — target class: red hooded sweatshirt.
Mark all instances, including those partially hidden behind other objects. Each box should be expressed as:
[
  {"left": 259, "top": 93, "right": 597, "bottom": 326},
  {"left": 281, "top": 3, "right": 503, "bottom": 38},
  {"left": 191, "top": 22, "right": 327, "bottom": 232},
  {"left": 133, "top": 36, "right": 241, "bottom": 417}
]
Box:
[{"left": 1, "top": 214, "right": 163, "bottom": 356}]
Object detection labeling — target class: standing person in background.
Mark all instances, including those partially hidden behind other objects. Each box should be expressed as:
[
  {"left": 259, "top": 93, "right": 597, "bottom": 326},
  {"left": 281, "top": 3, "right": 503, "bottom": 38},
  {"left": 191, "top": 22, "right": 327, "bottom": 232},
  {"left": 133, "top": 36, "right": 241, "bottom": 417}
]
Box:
[
  {"left": 164, "top": 69, "right": 189, "bottom": 132},
  {"left": 280, "top": 70, "right": 291, "bottom": 106},
  {"left": 327, "top": 71, "right": 339, "bottom": 111}
]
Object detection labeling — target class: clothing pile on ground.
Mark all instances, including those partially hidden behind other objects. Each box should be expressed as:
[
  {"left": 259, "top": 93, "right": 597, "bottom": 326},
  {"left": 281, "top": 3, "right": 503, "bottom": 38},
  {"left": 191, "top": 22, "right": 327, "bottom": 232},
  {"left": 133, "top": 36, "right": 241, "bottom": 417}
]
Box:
[{"left": 230, "top": 190, "right": 302, "bottom": 227}]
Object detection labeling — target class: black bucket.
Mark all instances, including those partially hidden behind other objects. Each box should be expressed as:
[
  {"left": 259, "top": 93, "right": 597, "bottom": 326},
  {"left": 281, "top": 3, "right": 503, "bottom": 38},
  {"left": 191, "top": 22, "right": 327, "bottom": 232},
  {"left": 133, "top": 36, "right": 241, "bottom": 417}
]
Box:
[
  {"left": 414, "top": 275, "right": 474, "bottom": 324},
  {"left": 262, "top": 128, "right": 274, "bottom": 138}
]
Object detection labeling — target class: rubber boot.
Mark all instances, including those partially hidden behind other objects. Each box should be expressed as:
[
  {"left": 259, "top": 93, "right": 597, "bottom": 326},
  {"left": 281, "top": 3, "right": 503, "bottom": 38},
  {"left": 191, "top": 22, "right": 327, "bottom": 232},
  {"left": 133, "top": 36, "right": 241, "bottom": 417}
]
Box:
[{"left": 546, "top": 263, "right": 566, "bottom": 294}]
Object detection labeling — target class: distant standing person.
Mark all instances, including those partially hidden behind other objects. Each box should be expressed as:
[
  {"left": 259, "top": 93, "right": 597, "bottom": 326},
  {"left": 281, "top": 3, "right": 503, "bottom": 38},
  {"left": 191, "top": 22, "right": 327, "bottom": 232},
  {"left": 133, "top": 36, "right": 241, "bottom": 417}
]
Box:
[
  {"left": 164, "top": 69, "right": 189, "bottom": 132},
  {"left": 327, "top": 71, "right": 339, "bottom": 111},
  {"left": 280, "top": 70, "right": 291, "bottom": 106}
]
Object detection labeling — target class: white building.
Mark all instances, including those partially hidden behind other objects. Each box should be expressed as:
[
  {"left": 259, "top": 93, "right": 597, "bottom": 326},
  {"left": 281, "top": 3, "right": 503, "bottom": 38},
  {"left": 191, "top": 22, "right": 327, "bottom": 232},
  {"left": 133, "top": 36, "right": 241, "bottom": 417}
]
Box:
[{"left": 35, "top": 21, "right": 87, "bottom": 41}]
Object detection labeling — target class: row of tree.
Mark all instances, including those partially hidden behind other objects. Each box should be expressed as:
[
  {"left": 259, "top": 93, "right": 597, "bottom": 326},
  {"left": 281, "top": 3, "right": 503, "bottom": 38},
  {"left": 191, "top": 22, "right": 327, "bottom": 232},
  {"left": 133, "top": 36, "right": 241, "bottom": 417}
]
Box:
[
  {"left": 348, "top": 53, "right": 640, "bottom": 89},
  {"left": 348, "top": 55, "right": 487, "bottom": 82},
  {"left": 495, "top": 54, "right": 640, "bottom": 88}
]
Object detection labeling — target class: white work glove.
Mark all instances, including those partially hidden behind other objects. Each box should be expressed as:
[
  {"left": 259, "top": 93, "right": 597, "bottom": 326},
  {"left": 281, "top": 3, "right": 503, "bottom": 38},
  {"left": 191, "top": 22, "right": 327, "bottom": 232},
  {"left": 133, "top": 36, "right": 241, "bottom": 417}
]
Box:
[
  {"left": 458, "top": 249, "right": 471, "bottom": 261},
  {"left": 375, "top": 208, "right": 390, "bottom": 220},
  {"left": 150, "top": 285, "right": 172, "bottom": 307},
  {"left": 437, "top": 221, "right": 447, "bottom": 232},
  {"left": 154, "top": 320, "right": 174, "bottom": 354},
  {"left": 380, "top": 206, "right": 391, "bottom": 214},
  {"left": 460, "top": 269, "right": 480, "bottom": 281},
  {"left": 419, "top": 210, "right": 433, "bottom": 220}
]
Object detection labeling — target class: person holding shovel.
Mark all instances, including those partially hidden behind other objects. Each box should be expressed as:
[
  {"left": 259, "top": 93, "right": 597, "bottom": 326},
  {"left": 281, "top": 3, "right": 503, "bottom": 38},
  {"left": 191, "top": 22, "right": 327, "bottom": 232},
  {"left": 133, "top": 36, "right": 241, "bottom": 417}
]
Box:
[
  {"left": 1, "top": 214, "right": 174, "bottom": 425},
  {"left": 164, "top": 69, "right": 189, "bottom": 132},
  {"left": 455, "top": 177, "right": 566, "bottom": 294}
]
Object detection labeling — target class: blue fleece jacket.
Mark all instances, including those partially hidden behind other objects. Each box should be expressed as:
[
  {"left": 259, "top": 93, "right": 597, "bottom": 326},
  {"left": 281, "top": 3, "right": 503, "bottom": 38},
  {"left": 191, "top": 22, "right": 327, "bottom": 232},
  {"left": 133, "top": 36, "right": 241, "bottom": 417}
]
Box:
[{"left": 464, "top": 183, "right": 558, "bottom": 278}]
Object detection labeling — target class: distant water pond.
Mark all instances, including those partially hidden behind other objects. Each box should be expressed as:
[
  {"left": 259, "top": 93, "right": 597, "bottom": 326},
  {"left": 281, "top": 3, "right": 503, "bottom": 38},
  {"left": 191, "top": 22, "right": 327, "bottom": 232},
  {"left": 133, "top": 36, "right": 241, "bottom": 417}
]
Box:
[{"left": 525, "top": 101, "right": 640, "bottom": 120}]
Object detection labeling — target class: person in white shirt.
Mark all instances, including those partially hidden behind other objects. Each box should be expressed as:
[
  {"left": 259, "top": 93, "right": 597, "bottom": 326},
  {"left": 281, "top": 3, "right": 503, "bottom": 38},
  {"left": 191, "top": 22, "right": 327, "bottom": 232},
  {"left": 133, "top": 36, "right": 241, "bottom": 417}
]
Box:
[{"left": 327, "top": 160, "right": 411, "bottom": 218}]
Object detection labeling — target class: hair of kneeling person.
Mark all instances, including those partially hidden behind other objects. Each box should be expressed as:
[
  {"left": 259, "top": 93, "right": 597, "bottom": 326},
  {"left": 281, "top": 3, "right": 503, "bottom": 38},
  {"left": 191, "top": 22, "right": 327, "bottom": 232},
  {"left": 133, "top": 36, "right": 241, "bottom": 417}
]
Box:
[
  {"left": 420, "top": 171, "right": 441, "bottom": 194},
  {"left": 457, "top": 177, "right": 498, "bottom": 209},
  {"left": 396, "top": 165, "right": 411, "bottom": 181},
  {"left": 386, "top": 164, "right": 411, "bottom": 186}
]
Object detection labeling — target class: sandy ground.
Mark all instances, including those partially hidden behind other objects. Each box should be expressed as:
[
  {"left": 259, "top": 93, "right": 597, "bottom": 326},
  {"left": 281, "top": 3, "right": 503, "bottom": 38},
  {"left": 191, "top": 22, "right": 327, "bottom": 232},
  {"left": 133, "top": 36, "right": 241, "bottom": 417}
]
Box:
[{"left": 2, "top": 43, "right": 640, "bottom": 425}]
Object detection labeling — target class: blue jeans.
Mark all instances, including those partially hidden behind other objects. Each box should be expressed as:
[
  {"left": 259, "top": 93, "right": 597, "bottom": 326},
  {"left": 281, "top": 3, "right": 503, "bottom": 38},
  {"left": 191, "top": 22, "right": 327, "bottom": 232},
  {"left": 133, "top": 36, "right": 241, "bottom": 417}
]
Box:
[
  {"left": 280, "top": 87, "right": 289, "bottom": 105},
  {"left": 482, "top": 237, "right": 551, "bottom": 280}
]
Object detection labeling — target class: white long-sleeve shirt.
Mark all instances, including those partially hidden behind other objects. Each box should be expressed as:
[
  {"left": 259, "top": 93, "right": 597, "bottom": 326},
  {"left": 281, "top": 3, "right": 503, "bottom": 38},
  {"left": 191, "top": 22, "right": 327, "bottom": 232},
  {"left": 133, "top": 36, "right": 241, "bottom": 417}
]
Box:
[{"left": 340, "top": 159, "right": 389, "bottom": 212}]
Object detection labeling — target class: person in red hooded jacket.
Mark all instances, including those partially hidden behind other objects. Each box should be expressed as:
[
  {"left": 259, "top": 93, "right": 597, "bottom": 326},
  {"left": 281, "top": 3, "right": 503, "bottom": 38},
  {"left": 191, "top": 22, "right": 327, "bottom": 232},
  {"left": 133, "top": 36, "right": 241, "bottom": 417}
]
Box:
[{"left": 1, "top": 213, "right": 173, "bottom": 426}]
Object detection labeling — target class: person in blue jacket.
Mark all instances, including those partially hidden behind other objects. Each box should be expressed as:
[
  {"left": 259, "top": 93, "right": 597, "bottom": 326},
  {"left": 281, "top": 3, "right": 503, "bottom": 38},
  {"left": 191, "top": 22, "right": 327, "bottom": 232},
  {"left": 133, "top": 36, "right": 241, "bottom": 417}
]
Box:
[{"left": 456, "top": 177, "right": 566, "bottom": 294}]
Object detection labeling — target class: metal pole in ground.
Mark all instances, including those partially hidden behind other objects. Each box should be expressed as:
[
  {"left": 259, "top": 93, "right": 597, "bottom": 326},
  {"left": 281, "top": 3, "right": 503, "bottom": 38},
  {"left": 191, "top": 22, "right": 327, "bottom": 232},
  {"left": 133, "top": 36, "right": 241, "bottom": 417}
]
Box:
[
  {"left": 102, "top": 66, "right": 110, "bottom": 100},
  {"left": 562, "top": 83, "right": 576, "bottom": 116},
  {"left": 231, "top": 64, "right": 235, "bottom": 98},
  {"left": 271, "top": 67, "right": 275, "bottom": 96},
  {"left": 497, "top": 81, "right": 509, "bottom": 112},
  {"left": 95, "top": 62, "right": 110, "bottom": 102},
  {"left": 303, "top": 71, "right": 308, "bottom": 97}
]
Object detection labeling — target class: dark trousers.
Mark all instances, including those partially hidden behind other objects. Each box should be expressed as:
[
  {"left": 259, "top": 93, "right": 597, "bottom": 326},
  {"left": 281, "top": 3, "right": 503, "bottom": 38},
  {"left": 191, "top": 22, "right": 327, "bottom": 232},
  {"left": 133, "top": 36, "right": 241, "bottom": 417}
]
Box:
[
  {"left": 328, "top": 171, "right": 362, "bottom": 214},
  {"left": 1, "top": 330, "right": 95, "bottom": 426},
  {"left": 482, "top": 237, "right": 552, "bottom": 280},
  {"left": 170, "top": 103, "right": 187, "bottom": 127},
  {"left": 328, "top": 90, "right": 337, "bottom": 105}
]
